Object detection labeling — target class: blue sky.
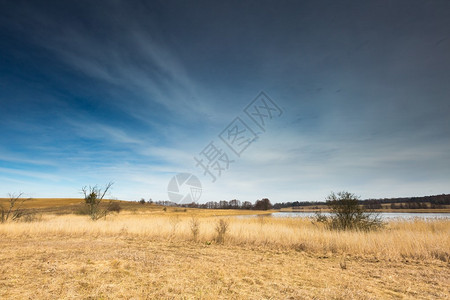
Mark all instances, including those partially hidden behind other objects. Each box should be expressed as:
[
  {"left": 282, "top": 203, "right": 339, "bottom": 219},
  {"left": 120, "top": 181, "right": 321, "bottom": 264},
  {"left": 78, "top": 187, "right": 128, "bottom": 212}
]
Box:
[{"left": 1, "top": 0, "right": 449, "bottom": 202}]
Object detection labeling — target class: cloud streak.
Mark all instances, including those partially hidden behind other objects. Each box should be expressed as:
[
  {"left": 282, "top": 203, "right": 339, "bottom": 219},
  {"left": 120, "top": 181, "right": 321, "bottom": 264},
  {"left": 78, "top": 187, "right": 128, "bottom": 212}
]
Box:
[{"left": 1, "top": 0, "right": 449, "bottom": 201}]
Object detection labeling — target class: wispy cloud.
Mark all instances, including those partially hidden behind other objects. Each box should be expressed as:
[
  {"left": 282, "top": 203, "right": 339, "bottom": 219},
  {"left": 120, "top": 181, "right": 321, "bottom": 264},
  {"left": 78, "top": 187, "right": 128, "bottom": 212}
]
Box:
[{"left": 1, "top": 0, "right": 449, "bottom": 201}]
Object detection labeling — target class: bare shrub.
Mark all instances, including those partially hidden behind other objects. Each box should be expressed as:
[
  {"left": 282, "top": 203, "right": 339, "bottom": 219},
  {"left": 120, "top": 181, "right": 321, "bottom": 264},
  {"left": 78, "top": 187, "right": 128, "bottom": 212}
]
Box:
[
  {"left": 1, "top": 193, "right": 32, "bottom": 223},
  {"left": 20, "top": 210, "right": 41, "bottom": 223},
  {"left": 215, "top": 219, "right": 229, "bottom": 244},
  {"left": 82, "top": 182, "right": 114, "bottom": 221},
  {"left": 189, "top": 217, "right": 200, "bottom": 241},
  {"left": 108, "top": 202, "right": 122, "bottom": 213},
  {"left": 315, "top": 191, "right": 384, "bottom": 231}
]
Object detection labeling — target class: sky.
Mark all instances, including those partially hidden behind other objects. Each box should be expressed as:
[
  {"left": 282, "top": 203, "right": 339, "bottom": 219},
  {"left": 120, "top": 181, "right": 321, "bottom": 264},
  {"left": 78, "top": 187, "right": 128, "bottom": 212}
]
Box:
[{"left": 0, "top": 0, "right": 449, "bottom": 203}]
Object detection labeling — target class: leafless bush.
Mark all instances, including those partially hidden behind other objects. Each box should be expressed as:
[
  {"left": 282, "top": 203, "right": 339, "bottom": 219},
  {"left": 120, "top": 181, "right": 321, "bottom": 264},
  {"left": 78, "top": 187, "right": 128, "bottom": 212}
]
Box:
[
  {"left": 314, "top": 191, "right": 384, "bottom": 231},
  {"left": 215, "top": 219, "right": 229, "bottom": 244},
  {"left": 108, "top": 202, "right": 122, "bottom": 213},
  {"left": 1, "top": 193, "right": 32, "bottom": 223},
  {"left": 189, "top": 217, "right": 200, "bottom": 241},
  {"left": 82, "top": 182, "right": 114, "bottom": 220},
  {"left": 21, "top": 210, "right": 41, "bottom": 223}
]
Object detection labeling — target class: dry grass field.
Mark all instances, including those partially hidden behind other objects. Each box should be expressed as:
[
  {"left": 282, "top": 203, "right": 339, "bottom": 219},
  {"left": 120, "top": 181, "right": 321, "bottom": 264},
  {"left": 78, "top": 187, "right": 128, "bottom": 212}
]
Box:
[{"left": 0, "top": 201, "right": 449, "bottom": 299}]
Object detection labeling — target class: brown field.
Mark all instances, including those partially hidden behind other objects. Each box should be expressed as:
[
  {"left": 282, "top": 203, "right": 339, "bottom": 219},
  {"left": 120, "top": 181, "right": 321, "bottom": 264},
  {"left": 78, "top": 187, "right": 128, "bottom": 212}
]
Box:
[
  {"left": 0, "top": 197, "right": 82, "bottom": 208},
  {"left": 0, "top": 198, "right": 275, "bottom": 216},
  {"left": 0, "top": 200, "right": 449, "bottom": 299}
]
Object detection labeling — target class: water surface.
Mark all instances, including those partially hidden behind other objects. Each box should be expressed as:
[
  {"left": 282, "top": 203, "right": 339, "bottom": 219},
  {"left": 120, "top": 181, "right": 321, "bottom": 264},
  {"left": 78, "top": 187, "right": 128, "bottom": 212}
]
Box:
[{"left": 239, "top": 212, "right": 450, "bottom": 220}]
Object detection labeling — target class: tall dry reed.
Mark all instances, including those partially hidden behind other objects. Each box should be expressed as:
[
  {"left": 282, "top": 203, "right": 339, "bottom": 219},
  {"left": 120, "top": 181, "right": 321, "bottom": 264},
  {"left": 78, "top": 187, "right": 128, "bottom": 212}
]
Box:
[{"left": 0, "top": 214, "right": 448, "bottom": 261}]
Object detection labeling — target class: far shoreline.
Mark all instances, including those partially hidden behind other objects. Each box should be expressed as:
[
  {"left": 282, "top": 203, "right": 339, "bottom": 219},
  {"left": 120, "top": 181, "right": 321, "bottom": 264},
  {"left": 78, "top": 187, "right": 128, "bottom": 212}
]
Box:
[{"left": 278, "top": 208, "right": 450, "bottom": 213}]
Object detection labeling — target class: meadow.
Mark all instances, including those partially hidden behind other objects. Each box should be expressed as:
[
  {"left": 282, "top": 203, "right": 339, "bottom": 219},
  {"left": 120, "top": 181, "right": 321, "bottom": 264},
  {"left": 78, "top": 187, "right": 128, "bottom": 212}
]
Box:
[{"left": 0, "top": 200, "right": 449, "bottom": 299}]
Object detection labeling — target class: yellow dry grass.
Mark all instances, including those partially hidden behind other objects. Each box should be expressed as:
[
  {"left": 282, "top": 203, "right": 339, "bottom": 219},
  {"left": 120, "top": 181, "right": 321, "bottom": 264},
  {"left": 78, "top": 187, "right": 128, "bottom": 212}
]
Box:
[
  {"left": 1, "top": 213, "right": 449, "bottom": 261},
  {"left": 0, "top": 212, "right": 449, "bottom": 299}
]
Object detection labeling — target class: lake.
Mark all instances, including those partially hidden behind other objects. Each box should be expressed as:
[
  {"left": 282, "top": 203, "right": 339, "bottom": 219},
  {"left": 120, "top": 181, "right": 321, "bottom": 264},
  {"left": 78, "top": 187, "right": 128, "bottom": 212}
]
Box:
[{"left": 240, "top": 212, "right": 450, "bottom": 220}]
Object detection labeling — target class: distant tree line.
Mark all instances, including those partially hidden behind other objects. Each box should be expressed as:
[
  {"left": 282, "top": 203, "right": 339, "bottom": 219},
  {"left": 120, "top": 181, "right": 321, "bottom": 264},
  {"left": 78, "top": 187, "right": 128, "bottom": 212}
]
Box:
[
  {"left": 364, "top": 194, "right": 450, "bottom": 209},
  {"left": 273, "top": 201, "right": 326, "bottom": 209},
  {"left": 152, "top": 198, "right": 273, "bottom": 210},
  {"left": 389, "top": 202, "right": 431, "bottom": 209},
  {"left": 273, "top": 194, "right": 450, "bottom": 210},
  {"left": 146, "top": 194, "right": 449, "bottom": 211}
]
